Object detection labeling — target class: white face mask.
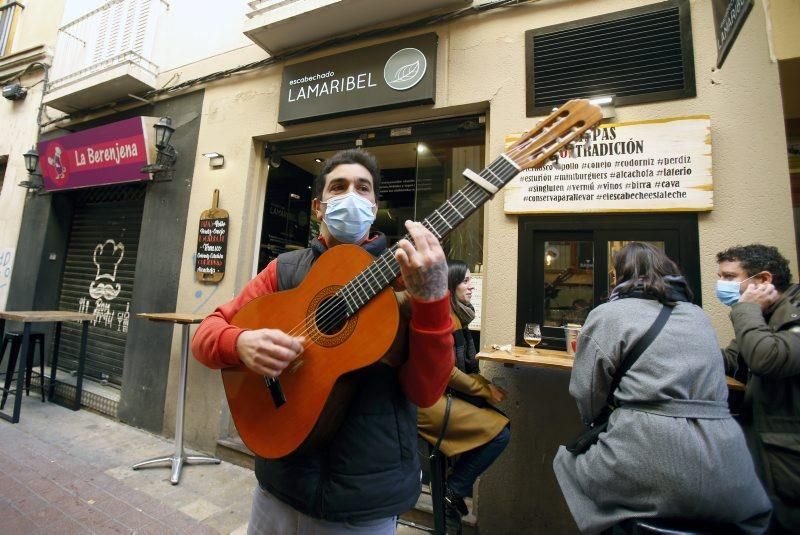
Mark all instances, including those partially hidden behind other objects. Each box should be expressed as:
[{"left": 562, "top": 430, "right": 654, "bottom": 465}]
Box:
[{"left": 321, "top": 192, "right": 376, "bottom": 243}]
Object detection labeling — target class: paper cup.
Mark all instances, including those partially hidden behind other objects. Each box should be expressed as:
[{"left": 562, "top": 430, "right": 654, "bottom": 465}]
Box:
[{"left": 564, "top": 324, "right": 581, "bottom": 356}]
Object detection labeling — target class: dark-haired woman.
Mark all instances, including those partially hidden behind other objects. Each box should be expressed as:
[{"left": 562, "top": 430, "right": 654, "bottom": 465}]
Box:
[
  {"left": 418, "top": 260, "right": 510, "bottom": 534},
  {"left": 553, "top": 242, "right": 771, "bottom": 534}
]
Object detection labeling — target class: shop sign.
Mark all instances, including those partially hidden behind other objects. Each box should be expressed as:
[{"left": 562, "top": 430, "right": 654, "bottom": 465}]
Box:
[
  {"left": 37, "top": 117, "right": 156, "bottom": 192},
  {"left": 504, "top": 116, "right": 713, "bottom": 214},
  {"left": 196, "top": 190, "right": 229, "bottom": 283},
  {"left": 712, "top": 0, "right": 754, "bottom": 68},
  {"left": 278, "top": 33, "right": 437, "bottom": 125}
]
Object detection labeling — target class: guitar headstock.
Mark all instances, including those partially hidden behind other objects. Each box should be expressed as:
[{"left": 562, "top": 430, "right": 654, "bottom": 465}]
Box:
[{"left": 507, "top": 99, "right": 603, "bottom": 171}]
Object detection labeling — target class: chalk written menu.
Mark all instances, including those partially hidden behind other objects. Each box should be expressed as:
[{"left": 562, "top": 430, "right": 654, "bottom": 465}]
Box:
[
  {"left": 196, "top": 217, "right": 228, "bottom": 281},
  {"left": 504, "top": 116, "right": 713, "bottom": 214}
]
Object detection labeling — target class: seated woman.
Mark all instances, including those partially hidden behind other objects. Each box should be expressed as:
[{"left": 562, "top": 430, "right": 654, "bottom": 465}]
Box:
[
  {"left": 418, "top": 260, "right": 511, "bottom": 534},
  {"left": 553, "top": 242, "right": 771, "bottom": 534}
]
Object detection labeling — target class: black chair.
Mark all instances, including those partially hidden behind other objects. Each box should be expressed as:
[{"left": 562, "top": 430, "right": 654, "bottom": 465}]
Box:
[
  {"left": 608, "top": 518, "right": 741, "bottom": 535},
  {"left": 0, "top": 331, "right": 46, "bottom": 410}
]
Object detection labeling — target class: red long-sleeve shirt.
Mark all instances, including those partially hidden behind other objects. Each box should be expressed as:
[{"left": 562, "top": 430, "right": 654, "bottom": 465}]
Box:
[{"left": 191, "top": 259, "right": 454, "bottom": 408}]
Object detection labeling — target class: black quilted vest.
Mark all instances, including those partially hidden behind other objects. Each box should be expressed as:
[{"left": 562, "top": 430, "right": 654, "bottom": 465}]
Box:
[{"left": 254, "top": 235, "right": 421, "bottom": 522}]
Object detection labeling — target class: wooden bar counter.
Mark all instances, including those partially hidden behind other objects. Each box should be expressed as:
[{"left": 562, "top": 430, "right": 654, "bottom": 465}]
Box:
[{"left": 477, "top": 346, "right": 745, "bottom": 391}]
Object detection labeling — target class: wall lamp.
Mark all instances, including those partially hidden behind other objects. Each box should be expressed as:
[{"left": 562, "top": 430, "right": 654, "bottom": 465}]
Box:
[
  {"left": 265, "top": 145, "right": 281, "bottom": 168},
  {"left": 141, "top": 116, "right": 178, "bottom": 177},
  {"left": 19, "top": 146, "right": 43, "bottom": 191},
  {"left": 202, "top": 152, "right": 225, "bottom": 168}
]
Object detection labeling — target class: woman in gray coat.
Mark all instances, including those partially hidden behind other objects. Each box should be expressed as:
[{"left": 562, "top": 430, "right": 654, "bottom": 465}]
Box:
[{"left": 553, "top": 242, "right": 772, "bottom": 534}]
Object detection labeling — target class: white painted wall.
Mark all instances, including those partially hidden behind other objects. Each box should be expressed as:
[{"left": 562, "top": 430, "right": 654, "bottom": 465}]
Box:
[{"left": 0, "top": 0, "right": 66, "bottom": 309}]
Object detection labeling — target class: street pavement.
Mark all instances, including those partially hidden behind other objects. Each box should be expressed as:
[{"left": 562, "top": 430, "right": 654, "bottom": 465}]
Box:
[{"left": 0, "top": 393, "right": 427, "bottom": 534}]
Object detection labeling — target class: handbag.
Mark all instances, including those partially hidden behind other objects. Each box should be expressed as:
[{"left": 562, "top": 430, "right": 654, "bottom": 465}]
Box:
[{"left": 565, "top": 304, "right": 673, "bottom": 455}]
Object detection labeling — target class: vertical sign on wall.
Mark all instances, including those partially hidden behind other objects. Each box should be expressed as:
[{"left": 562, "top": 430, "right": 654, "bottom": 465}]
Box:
[
  {"left": 0, "top": 248, "right": 13, "bottom": 311},
  {"left": 196, "top": 190, "right": 229, "bottom": 283},
  {"left": 712, "top": 0, "right": 754, "bottom": 68}
]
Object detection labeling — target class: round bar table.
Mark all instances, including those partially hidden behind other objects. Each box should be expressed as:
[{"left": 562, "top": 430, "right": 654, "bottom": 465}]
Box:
[{"left": 132, "top": 313, "right": 220, "bottom": 484}]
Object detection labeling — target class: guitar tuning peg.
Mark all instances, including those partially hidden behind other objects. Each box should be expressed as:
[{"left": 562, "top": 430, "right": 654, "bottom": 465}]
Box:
[{"left": 551, "top": 107, "right": 559, "bottom": 113}]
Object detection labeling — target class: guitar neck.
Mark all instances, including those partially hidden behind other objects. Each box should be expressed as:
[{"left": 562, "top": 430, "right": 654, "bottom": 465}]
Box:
[{"left": 337, "top": 154, "right": 520, "bottom": 316}]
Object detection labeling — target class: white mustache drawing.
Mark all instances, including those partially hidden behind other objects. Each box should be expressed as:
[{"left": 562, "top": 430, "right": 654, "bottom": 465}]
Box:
[{"left": 89, "top": 281, "right": 122, "bottom": 301}]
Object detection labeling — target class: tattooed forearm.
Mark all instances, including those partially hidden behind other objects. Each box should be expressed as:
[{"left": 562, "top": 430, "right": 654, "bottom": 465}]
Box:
[{"left": 404, "top": 260, "right": 447, "bottom": 301}]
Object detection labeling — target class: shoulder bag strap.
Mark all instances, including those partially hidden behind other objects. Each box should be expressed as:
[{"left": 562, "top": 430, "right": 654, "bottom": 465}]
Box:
[
  {"left": 430, "top": 393, "right": 452, "bottom": 459},
  {"left": 606, "top": 304, "right": 674, "bottom": 408}
]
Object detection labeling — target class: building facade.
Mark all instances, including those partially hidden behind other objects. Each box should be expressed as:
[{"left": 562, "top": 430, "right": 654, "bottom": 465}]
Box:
[{"left": 6, "top": 0, "right": 800, "bottom": 532}]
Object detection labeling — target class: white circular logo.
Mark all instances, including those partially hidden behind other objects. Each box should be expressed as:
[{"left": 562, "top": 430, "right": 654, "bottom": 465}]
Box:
[{"left": 384, "top": 48, "right": 427, "bottom": 91}]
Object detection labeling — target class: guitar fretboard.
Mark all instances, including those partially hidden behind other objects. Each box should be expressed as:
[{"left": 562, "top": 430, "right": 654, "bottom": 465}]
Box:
[{"left": 336, "top": 154, "right": 520, "bottom": 317}]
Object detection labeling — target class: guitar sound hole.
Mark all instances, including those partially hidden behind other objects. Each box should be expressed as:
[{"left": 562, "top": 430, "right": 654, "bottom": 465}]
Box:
[{"left": 315, "top": 296, "right": 348, "bottom": 335}]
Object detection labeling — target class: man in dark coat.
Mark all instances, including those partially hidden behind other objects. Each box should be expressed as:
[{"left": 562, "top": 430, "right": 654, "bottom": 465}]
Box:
[
  {"left": 193, "top": 149, "right": 455, "bottom": 534},
  {"left": 718, "top": 244, "right": 800, "bottom": 533}
]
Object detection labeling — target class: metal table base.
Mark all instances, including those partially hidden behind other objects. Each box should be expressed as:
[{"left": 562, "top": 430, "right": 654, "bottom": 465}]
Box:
[{"left": 132, "top": 320, "right": 219, "bottom": 484}]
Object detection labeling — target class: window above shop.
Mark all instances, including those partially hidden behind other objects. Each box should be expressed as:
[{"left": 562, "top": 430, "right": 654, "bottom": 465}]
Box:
[
  {"left": 244, "top": 0, "right": 470, "bottom": 55},
  {"left": 525, "top": 0, "right": 695, "bottom": 116},
  {"left": 0, "top": 1, "right": 23, "bottom": 57}
]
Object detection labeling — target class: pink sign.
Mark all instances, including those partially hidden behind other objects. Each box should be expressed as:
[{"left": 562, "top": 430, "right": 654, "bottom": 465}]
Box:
[{"left": 38, "top": 117, "right": 156, "bottom": 191}]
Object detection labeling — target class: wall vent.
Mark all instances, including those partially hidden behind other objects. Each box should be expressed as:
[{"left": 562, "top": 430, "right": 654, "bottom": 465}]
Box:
[{"left": 526, "top": 0, "right": 695, "bottom": 116}]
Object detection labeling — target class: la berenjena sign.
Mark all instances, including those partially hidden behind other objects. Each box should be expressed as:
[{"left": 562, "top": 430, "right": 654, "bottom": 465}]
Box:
[
  {"left": 278, "top": 33, "right": 437, "bottom": 125},
  {"left": 37, "top": 117, "right": 157, "bottom": 192}
]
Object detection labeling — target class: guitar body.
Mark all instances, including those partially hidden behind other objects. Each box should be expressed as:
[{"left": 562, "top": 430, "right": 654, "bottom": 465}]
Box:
[{"left": 223, "top": 244, "right": 400, "bottom": 459}]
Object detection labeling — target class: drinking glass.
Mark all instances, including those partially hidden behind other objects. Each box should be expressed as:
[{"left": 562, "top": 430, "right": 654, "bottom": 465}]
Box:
[{"left": 523, "top": 323, "right": 542, "bottom": 353}]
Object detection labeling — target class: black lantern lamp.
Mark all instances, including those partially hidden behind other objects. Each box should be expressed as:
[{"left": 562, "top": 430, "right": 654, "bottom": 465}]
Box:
[
  {"left": 19, "top": 146, "right": 43, "bottom": 191},
  {"left": 154, "top": 116, "right": 175, "bottom": 150},
  {"left": 141, "top": 116, "right": 178, "bottom": 178}
]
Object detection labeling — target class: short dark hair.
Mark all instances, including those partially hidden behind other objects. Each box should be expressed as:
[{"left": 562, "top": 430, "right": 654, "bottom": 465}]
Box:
[
  {"left": 716, "top": 244, "right": 793, "bottom": 292},
  {"left": 613, "top": 242, "right": 693, "bottom": 304},
  {"left": 313, "top": 149, "right": 381, "bottom": 200}
]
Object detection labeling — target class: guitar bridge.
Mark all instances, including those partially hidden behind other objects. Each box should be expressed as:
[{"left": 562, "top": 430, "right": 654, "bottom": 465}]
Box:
[{"left": 264, "top": 377, "right": 286, "bottom": 408}]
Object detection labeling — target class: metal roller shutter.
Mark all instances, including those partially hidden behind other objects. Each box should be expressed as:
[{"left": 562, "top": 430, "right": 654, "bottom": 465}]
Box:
[{"left": 56, "top": 184, "right": 145, "bottom": 385}]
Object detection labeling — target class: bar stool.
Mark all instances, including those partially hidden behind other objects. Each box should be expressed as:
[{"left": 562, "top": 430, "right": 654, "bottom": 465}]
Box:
[
  {"left": 0, "top": 331, "right": 46, "bottom": 409},
  {"left": 607, "top": 518, "right": 739, "bottom": 534}
]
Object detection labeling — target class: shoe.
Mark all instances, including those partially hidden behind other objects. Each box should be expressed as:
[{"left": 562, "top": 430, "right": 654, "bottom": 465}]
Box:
[{"left": 444, "top": 487, "right": 468, "bottom": 517}]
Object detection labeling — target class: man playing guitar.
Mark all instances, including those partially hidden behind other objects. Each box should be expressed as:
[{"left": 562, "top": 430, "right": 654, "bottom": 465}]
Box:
[{"left": 192, "top": 148, "right": 455, "bottom": 534}]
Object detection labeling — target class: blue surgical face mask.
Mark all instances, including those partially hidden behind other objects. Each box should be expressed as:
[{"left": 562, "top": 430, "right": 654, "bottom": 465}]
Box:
[
  {"left": 715, "top": 273, "right": 759, "bottom": 307},
  {"left": 322, "top": 192, "right": 376, "bottom": 244}
]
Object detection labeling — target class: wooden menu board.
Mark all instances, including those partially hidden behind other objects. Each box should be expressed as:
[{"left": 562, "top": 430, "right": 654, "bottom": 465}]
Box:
[{"left": 196, "top": 189, "right": 229, "bottom": 283}]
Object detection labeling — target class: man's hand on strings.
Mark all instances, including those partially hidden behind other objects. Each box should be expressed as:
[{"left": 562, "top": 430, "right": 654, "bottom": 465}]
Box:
[
  {"left": 394, "top": 221, "right": 448, "bottom": 302},
  {"left": 236, "top": 329, "right": 304, "bottom": 377}
]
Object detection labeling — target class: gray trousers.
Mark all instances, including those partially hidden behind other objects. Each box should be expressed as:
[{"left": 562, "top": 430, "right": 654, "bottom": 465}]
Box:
[{"left": 247, "top": 486, "right": 397, "bottom": 535}]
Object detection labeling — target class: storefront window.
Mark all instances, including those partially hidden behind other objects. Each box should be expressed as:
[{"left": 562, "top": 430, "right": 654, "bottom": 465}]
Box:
[
  {"left": 543, "top": 240, "right": 594, "bottom": 328},
  {"left": 258, "top": 117, "right": 486, "bottom": 272},
  {"left": 517, "top": 214, "right": 700, "bottom": 349}
]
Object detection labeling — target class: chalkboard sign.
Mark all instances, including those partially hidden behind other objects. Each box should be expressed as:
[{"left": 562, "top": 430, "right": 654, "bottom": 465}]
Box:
[{"left": 196, "top": 190, "right": 229, "bottom": 283}]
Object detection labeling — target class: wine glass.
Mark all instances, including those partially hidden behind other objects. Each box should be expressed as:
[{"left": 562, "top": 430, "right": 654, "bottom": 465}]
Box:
[{"left": 523, "top": 323, "right": 542, "bottom": 353}]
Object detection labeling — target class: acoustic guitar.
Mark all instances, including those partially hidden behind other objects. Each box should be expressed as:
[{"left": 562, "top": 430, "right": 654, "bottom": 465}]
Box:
[{"left": 224, "top": 99, "right": 603, "bottom": 459}]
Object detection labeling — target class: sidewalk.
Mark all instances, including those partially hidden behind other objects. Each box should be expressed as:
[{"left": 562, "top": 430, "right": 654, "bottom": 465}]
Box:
[
  {"left": 0, "top": 393, "right": 429, "bottom": 534},
  {"left": 0, "top": 394, "right": 252, "bottom": 534}
]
